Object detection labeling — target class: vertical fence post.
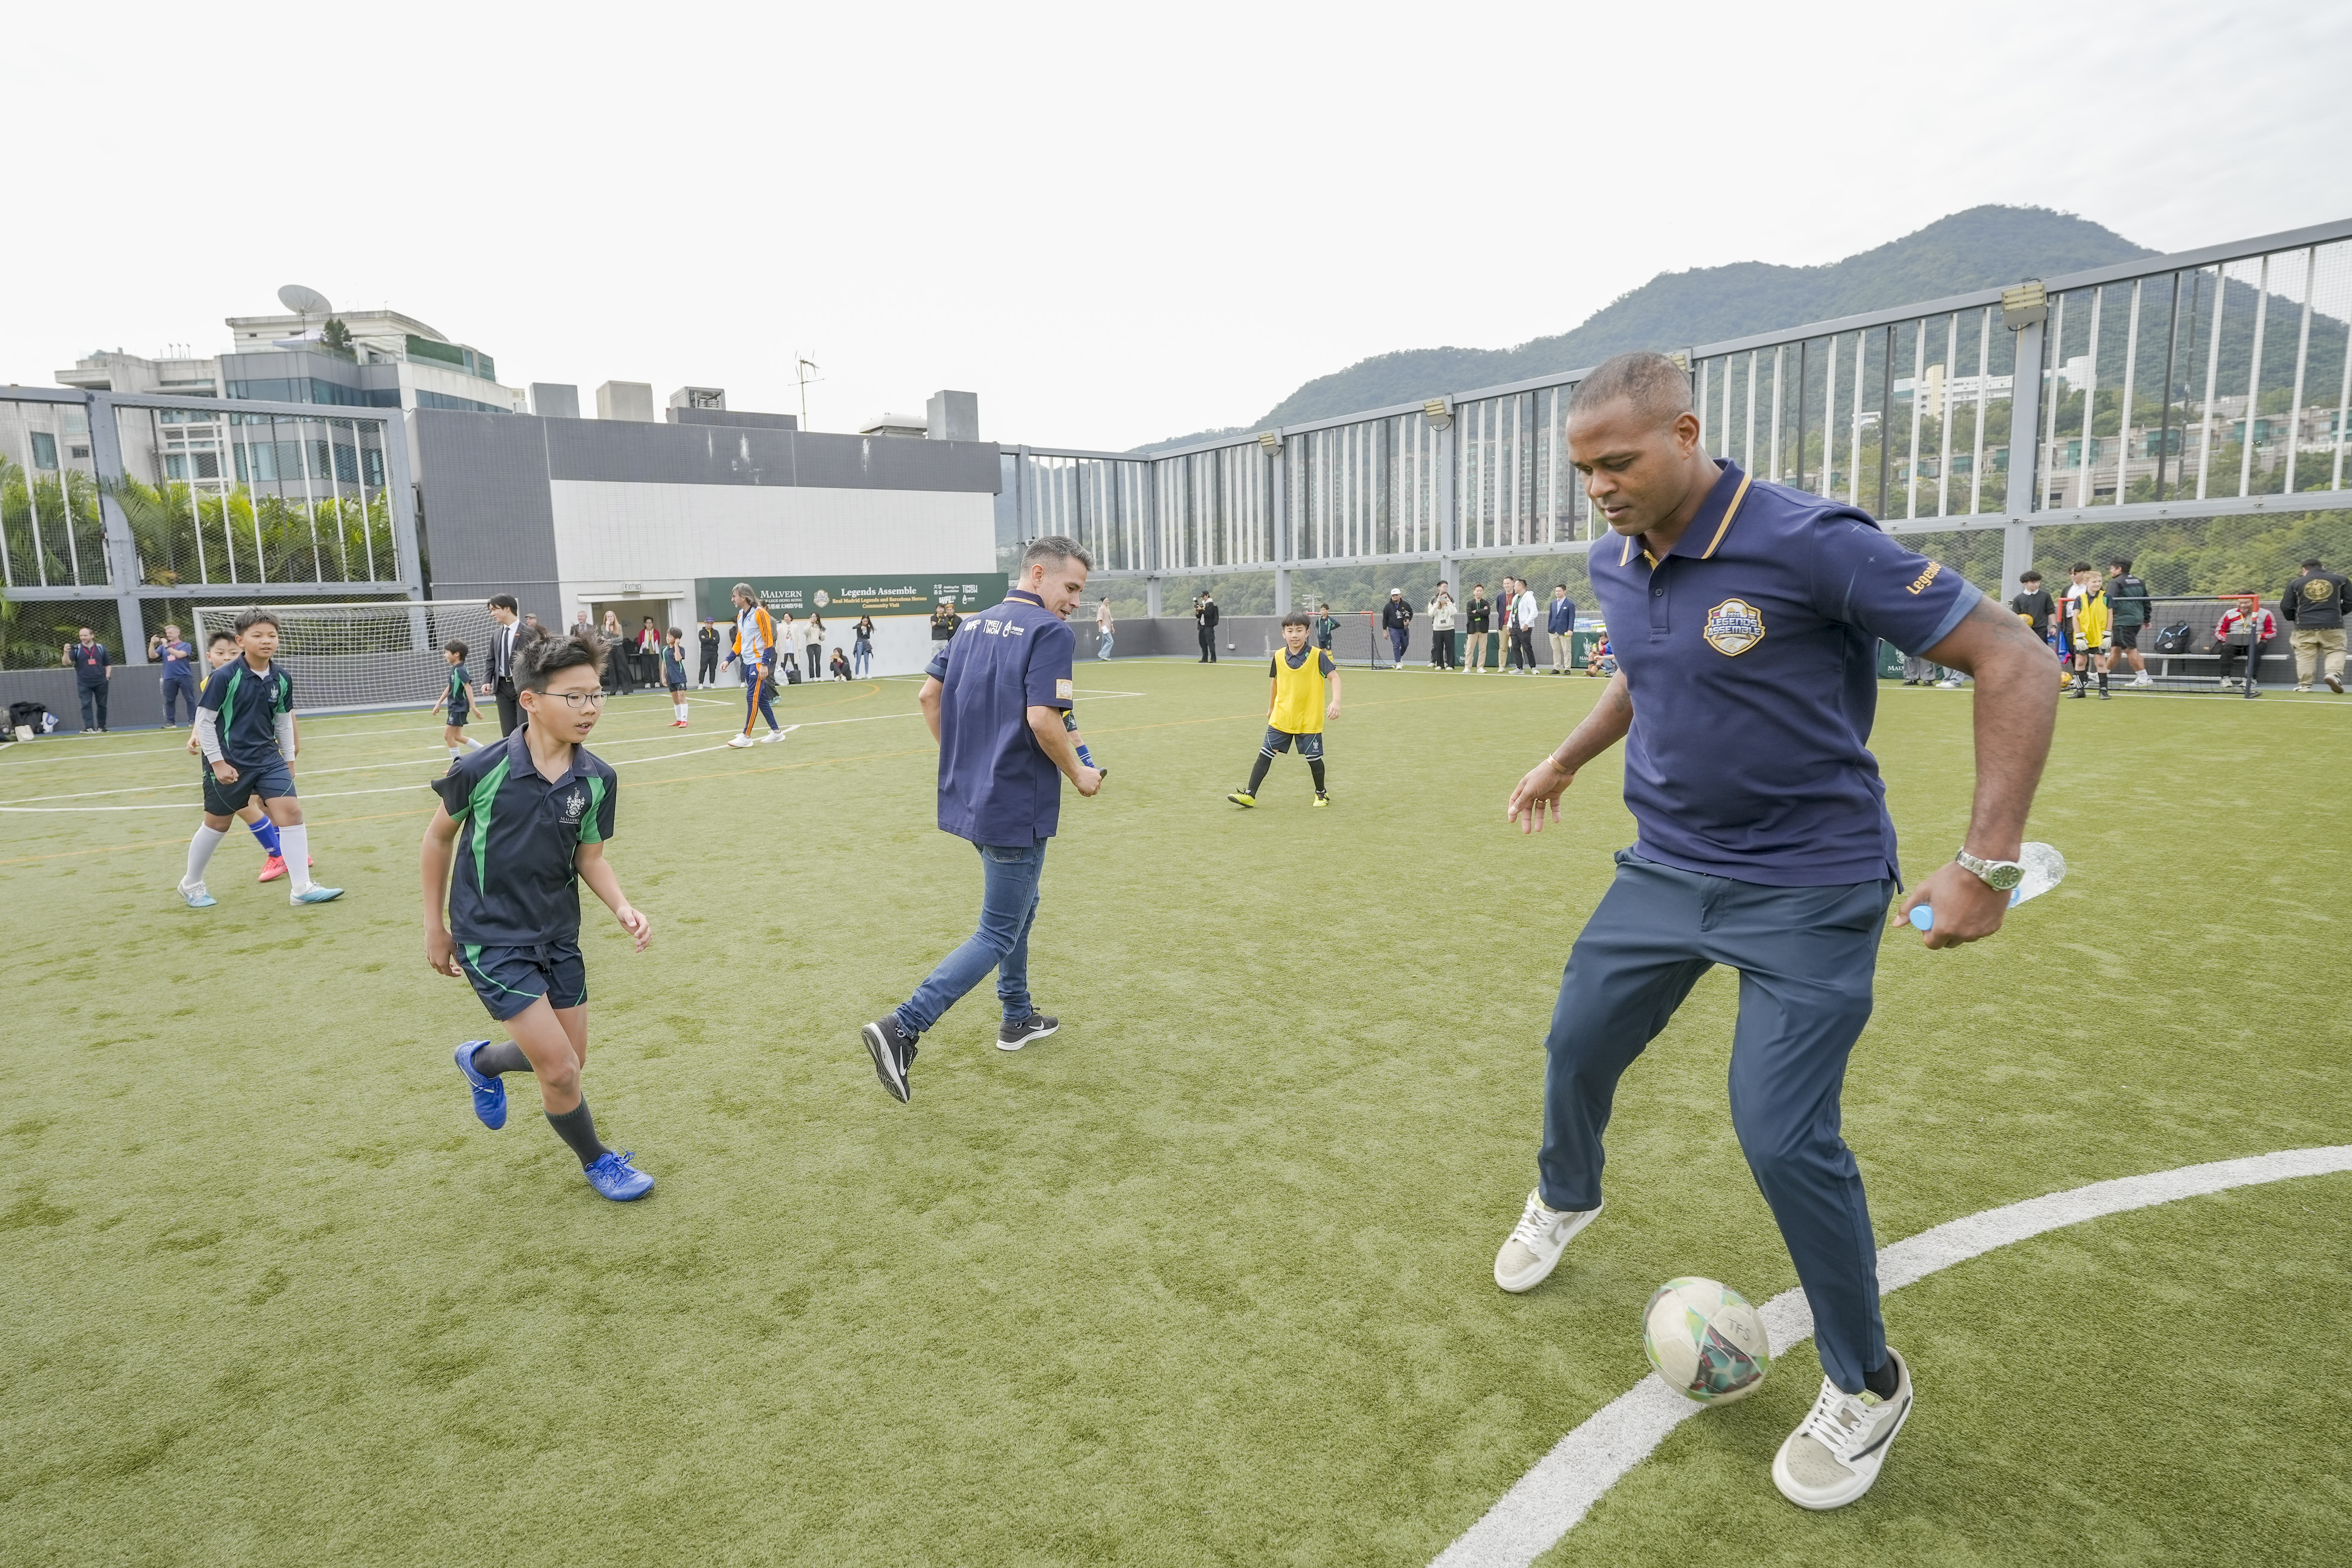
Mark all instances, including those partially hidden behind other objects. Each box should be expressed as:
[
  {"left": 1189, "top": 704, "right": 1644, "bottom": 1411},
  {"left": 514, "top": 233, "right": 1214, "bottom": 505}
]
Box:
[
  {"left": 2004, "top": 315, "right": 2045, "bottom": 519},
  {"left": 87, "top": 392, "right": 151, "bottom": 664},
  {"left": 1272, "top": 435, "right": 1290, "bottom": 615}
]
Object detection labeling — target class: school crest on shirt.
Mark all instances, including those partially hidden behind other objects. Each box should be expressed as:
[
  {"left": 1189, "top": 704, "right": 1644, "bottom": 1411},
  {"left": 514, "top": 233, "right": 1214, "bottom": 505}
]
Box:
[
  {"left": 1702, "top": 597, "right": 1766, "bottom": 656},
  {"left": 560, "top": 788, "right": 588, "bottom": 823}
]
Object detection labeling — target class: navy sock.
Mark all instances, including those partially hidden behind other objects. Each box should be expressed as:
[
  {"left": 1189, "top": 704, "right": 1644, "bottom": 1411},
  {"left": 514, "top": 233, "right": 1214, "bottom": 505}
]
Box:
[
  {"left": 1245, "top": 752, "right": 1272, "bottom": 793},
  {"left": 1308, "top": 757, "right": 1326, "bottom": 792},
  {"left": 545, "top": 1101, "right": 611, "bottom": 1168},
  {"left": 471, "top": 1039, "right": 531, "bottom": 1076}
]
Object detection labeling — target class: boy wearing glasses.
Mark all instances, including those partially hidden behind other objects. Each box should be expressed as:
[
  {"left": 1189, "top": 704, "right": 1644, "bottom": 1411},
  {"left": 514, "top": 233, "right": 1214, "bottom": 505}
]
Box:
[{"left": 424, "top": 632, "right": 657, "bottom": 1202}]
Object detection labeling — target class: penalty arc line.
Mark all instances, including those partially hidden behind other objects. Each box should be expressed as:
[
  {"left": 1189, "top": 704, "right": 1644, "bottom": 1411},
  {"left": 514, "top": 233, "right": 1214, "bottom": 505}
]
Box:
[{"left": 1431, "top": 1144, "right": 2352, "bottom": 1568}]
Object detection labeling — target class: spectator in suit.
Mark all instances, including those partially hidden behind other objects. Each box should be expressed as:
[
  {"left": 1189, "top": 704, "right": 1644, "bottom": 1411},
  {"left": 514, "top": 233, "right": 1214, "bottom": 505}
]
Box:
[
  {"left": 483, "top": 596, "right": 528, "bottom": 736},
  {"left": 1546, "top": 585, "right": 1577, "bottom": 675}
]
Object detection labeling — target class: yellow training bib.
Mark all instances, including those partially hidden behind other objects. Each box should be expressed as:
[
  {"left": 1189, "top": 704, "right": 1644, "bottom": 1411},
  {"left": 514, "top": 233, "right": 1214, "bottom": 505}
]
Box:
[{"left": 1269, "top": 647, "right": 1332, "bottom": 734}]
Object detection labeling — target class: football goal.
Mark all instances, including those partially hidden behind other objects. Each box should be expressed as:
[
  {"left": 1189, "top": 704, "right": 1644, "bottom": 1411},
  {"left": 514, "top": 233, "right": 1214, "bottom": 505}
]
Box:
[{"left": 193, "top": 600, "right": 503, "bottom": 715}]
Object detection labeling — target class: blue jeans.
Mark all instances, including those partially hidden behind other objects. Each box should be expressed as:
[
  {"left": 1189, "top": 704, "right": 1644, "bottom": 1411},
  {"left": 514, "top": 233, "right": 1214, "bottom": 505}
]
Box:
[
  {"left": 1097, "top": 632, "right": 1114, "bottom": 660},
  {"left": 853, "top": 641, "right": 872, "bottom": 677},
  {"left": 1388, "top": 626, "right": 1410, "bottom": 665},
  {"left": 896, "top": 840, "right": 1047, "bottom": 1035},
  {"left": 162, "top": 672, "right": 199, "bottom": 724},
  {"left": 1540, "top": 849, "right": 1894, "bottom": 1394}
]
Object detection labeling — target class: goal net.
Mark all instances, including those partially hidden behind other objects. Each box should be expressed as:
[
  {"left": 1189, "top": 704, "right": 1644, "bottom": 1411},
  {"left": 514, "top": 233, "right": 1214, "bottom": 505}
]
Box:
[{"left": 193, "top": 600, "right": 502, "bottom": 715}]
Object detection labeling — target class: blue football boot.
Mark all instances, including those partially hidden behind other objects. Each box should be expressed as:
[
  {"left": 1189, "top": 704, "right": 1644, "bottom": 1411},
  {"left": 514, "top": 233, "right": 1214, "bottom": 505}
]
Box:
[
  {"left": 290, "top": 885, "right": 344, "bottom": 905},
  {"left": 584, "top": 1150, "right": 655, "bottom": 1201},
  {"left": 454, "top": 1040, "right": 506, "bottom": 1130}
]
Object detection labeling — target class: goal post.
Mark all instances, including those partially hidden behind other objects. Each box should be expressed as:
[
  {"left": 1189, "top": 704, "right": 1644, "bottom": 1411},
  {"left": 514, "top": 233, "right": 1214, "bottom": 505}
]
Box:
[{"left": 193, "top": 600, "right": 503, "bottom": 715}]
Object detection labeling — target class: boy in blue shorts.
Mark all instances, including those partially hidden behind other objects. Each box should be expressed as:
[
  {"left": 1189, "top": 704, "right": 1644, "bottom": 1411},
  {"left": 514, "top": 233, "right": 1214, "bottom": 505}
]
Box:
[
  {"left": 179, "top": 608, "right": 342, "bottom": 908},
  {"left": 425, "top": 631, "right": 657, "bottom": 1202},
  {"left": 441, "top": 640, "right": 483, "bottom": 768},
  {"left": 1227, "top": 610, "right": 1342, "bottom": 808}
]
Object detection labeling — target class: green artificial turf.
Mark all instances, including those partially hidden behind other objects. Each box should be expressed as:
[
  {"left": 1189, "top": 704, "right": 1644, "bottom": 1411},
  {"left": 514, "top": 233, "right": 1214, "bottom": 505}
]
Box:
[{"left": 1, "top": 663, "right": 2346, "bottom": 1566}]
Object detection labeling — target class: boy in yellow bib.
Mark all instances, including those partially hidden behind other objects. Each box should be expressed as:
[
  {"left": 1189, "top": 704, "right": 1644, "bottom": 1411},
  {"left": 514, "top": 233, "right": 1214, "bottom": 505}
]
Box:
[{"left": 1229, "top": 610, "right": 1343, "bottom": 808}]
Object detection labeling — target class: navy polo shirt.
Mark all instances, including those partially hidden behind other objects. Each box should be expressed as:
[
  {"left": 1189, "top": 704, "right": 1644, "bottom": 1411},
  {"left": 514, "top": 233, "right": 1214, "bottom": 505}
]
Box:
[
  {"left": 158, "top": 640, "right": 194, "bottom": 679},
  {"left": 430, "top": 727, "right": 619, "bottom": 945},
  {"left": 925, "top": 588, "right": 1076, "bottom": 844},
  {"left": 197, "top": 658, "right": 294, "bottom": 767},
  {"left": 1589, "top": 460, "right": 1980, "bottom": 886}
]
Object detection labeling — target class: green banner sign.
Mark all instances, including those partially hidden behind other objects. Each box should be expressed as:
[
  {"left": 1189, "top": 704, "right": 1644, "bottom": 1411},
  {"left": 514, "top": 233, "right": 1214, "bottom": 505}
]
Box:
[{"left": 696, "top": 573, "right": 1007, "bottom": 622}]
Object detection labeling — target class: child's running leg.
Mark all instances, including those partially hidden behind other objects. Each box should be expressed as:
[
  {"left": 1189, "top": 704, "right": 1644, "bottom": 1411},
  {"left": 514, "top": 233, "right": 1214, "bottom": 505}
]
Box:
[{"left": 237, "top": 802, "right": 282, "bottom": 857}]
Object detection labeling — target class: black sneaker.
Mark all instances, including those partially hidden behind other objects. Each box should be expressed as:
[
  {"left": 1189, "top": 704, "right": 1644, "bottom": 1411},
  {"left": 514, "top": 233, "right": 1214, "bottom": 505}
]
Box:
[
  {"left": 860, "top": 1016, "right": 918, "bottom": 1102},
  {"left": 997, "top": 1012, "right": 1059, "bottom": 1052}
]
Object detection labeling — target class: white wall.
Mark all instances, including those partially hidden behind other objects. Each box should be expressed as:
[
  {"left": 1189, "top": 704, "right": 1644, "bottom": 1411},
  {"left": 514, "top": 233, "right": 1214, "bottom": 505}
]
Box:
[
  {"left": 549, "top": 480, "right": 998, "bottom": 679},
  {"left": 547, "top": 481, "right": 995, "bottom": 582}
]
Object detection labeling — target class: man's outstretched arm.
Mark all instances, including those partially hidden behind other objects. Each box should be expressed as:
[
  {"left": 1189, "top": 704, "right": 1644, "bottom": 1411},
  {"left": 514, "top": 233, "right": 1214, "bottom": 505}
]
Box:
[{"left": 1898, "top": 597, "right": 2057, "bottom": 948}]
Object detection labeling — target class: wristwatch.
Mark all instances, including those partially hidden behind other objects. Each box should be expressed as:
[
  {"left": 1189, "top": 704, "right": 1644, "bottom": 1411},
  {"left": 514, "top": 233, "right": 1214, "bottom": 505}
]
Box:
[{"left": 1954, "top": 847, "right": 2024, "bottom": 892}]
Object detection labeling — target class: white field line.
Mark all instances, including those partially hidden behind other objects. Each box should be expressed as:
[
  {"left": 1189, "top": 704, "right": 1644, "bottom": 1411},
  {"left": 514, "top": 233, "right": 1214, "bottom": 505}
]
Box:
[{"left": 1432, "top": 1144, "right": 2352, "bottom": 1568}]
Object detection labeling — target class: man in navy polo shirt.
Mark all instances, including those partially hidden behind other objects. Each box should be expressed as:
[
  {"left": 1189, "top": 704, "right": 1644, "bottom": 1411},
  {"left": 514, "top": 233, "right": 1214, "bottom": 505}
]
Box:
[
  {"left": 860, "top": 535, "right": 1105, "bottom": 1102},
  {"left": 1493, "top": 353, "right": 2055, "bottom": 1511}
]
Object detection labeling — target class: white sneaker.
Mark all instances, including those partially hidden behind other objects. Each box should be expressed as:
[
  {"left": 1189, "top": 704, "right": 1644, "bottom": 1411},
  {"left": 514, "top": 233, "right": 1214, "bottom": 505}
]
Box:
[
  {"left": 758, "top": 729, "right": 789, "bottom": 744},
  {"left": 726, "top": 734, "right": 755, "bottom": 748},
  {"left": 1772, "top": 1348, "right": 1914, "bottom": 1510},
  {"left": 1493, "top": 1189, "right": 1603, "bottom": 1292},
  {"left": 1934, "top": 678, "right": 1961, "bottom": 688},
  {"left": 2131, "top": 673, "right": 2152, "bottom": 688}
]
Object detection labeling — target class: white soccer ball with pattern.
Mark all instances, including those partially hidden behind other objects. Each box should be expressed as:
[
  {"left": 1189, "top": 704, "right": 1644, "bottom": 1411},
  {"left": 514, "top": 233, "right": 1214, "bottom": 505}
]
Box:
[{"left": 1642, "top": 1277, "right": 1771, "bottom": 1404}]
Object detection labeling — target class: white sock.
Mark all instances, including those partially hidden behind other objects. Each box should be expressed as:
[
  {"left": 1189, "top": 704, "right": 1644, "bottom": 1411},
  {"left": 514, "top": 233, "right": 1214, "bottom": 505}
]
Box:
[
  {"left": 183, "top": 824, "right": 227, "bottom": 890},
  {"left": 466, "top": 737, "right": 483, "bottom": 750},
  {"left": 279, "top": 824, "right": 312, "bottom": 893},
  {"left": 450, "top": 745, "right": 464, "bottom": 760},
  {"left": 674, "top": 701, "right": 688, "bottom": 721}
]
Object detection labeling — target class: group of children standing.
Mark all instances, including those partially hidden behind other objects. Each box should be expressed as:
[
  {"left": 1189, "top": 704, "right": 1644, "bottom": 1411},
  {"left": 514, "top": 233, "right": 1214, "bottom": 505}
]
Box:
[{"left": 2008, "top": 558, "right": 2154, "bottom": 700}]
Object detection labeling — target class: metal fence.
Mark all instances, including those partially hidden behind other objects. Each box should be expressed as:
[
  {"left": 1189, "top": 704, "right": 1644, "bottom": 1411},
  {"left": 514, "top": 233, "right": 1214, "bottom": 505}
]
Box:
[
  {"left": 0, "top": 387, "right": 419, "bottom": 668},
  {"left": 1004, "top": 214, "right": 2352, "bottom": 615}
]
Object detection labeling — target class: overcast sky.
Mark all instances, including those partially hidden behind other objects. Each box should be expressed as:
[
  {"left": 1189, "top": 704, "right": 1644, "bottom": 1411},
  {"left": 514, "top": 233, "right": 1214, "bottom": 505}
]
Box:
[{"left": 6, "top": 1, "right": 2346, "bottom": 452}]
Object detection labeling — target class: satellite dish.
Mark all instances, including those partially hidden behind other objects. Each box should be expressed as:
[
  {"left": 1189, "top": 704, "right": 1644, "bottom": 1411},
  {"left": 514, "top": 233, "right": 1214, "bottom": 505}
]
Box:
[{"left": 278, "top": 284, "right": 332, "bottom": 316}]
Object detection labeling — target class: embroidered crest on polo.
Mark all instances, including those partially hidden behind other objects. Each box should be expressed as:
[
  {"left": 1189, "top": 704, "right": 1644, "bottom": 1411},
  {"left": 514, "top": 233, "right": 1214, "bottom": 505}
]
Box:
[
  {"left": 560, "top": 789, "right": 587, "bottom": 823},
  {"left": 1702, "top": 598, "right": 1766, "bottom": 656}
]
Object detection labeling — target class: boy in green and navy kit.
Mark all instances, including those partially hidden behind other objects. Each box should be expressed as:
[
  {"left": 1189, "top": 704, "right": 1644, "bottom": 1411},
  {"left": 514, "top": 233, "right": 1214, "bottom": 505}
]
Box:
[
  {"left": 1228, "top": 610, "right": 1343, "bottom": 808},
  {"left": 426, "top": 631, "right": 657, "bottom": 1202},
  {"left": 441, "top": 640, "right": 483, "bottom": 768},
  {"left": 179, "top": 607, "right": 342, "bottom": 908}
]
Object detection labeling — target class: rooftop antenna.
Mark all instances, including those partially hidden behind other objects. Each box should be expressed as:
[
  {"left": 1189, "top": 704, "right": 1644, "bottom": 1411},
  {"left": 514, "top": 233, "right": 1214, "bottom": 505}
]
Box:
[{"left": 795, "top": 353, "right": 822, "bottom": 430}]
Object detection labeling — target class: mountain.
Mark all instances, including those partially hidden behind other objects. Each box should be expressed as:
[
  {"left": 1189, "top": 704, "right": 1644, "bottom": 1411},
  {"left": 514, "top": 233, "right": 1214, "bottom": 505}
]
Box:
[{"left": 1138, "top": 206, "right": 2155, "bottom": 451}]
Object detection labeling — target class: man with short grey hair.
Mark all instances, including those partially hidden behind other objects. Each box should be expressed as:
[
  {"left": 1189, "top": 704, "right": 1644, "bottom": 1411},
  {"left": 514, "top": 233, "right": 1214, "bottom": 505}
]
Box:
[{"left": 860, "top": 535, "right": 1105, "bottom": 1102}]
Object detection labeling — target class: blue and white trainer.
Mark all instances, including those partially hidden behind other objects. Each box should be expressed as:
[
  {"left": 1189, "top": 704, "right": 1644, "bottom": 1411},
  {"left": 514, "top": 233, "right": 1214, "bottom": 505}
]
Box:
[
  {"left": 454, "top": 1040, "right": 506, "bottom": 1130},
  {"left": 290, "top": 885, "right": 344, "bottom": 905},
  {"left": 584, "top": 1150, "right": 655, "bottom": 1201},
  {"left": 177, "top": 881, "right": 217, "bottom": 908}
]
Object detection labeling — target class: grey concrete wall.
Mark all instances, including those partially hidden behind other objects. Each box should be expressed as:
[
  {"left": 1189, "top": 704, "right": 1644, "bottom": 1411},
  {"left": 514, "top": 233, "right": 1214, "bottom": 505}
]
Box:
[
  {"left": 543, "top": 419, "right": 999, "bottom": 492},
  {"left": 666, "top": 407, "right": 798, "bottom": 431},
  {"left": 413, "top": 410, "right": 566, "bottom": 627},
  {"left": 529, "top": 383, "right": 581, "bottom": 418},
  {"left": 0, "top": 666, "right": 167, "bottom": 731}
]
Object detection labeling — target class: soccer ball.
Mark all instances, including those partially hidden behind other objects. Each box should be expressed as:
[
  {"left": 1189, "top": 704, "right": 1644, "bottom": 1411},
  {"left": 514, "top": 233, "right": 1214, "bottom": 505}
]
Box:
[{"left": 1643, "top": 1277, "right": 1771, "bottom": 1404}]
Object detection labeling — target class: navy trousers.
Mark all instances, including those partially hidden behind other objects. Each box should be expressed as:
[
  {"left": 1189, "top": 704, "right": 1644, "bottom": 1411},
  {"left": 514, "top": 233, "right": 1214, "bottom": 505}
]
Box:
[
  {"left": 1539, "top": 849, "right": 1893, "bottom": 1393},
  {"left": 741, "top": 660, "right": 778, "bottom": 734}
]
